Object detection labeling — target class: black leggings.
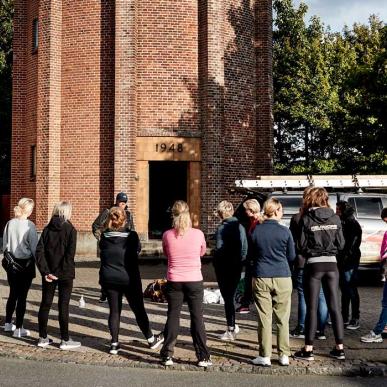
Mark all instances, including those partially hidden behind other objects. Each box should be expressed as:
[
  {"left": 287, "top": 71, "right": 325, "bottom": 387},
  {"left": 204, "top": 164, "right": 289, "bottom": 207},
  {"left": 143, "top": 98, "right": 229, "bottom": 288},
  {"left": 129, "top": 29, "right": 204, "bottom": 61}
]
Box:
[
  {"left": 6, "top": 272, "right": 33, "bottom": 328},
  {"left": 38, "top": 279, "right": 73, "bottom": 341},
  {"left": 215, "top": 267, "right": 241, "bottom": 327},
  {"left": 304, "top": 263, "right": 344, "bottom": 345},
  {"left": 104, "top": 284, "right": 152, "bottom": 343}
]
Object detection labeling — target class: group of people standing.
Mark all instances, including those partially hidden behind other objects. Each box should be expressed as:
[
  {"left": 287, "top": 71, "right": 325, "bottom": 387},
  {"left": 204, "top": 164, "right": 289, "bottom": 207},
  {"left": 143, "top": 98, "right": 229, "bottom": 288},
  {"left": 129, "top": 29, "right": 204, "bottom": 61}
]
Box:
[{"left": 2, "top": 189, "right": 387, "bottom": 367}]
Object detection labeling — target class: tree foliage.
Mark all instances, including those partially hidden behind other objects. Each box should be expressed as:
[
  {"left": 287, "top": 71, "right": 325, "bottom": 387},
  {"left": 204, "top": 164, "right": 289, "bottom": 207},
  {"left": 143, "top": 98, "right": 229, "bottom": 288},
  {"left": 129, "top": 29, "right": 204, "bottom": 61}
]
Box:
[{"left": 273, "top": 0, "right": 387, "bottom": 174}]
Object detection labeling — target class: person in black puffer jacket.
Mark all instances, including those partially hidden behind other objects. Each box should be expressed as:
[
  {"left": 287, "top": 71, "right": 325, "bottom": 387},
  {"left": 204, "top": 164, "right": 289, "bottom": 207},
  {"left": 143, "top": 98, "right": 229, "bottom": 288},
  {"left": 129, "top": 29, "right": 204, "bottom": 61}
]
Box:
[
  {"left": 99, "top": 207, "right": 163, "bottom": 355},
  {"left": 294, "top": 188, "right": 345, "bottom": 362},
  {"left": 36, "top": 201, "right": 81, "bottom": 350},
  {"left": 336, "top": 201, "right": 362, "bottom": 330}
]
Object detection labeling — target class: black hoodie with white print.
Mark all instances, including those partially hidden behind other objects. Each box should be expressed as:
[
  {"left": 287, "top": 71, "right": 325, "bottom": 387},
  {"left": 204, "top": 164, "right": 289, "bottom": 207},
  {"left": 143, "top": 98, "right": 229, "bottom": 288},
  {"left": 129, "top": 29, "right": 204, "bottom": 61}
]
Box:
[{"left": 299, "top": 207, "right": 345, "bottom": 261}]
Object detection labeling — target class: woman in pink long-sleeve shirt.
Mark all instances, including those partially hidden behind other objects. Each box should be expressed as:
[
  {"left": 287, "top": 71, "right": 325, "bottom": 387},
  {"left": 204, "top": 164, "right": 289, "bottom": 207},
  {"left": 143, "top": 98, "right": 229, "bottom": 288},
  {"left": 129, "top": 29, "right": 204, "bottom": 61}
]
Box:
[
  {"left": 159, "top": 201, "right": 211, "bottom": 367},
  {"left": 360, "top": 207, "right": 387, "bottom": 343}
]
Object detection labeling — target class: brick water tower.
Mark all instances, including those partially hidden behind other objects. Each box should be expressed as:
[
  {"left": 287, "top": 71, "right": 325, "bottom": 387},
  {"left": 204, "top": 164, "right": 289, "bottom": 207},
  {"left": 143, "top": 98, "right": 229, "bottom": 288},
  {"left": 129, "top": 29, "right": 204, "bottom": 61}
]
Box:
[{"left": 11, "top": 0, "right": 273, "bottom": 249}]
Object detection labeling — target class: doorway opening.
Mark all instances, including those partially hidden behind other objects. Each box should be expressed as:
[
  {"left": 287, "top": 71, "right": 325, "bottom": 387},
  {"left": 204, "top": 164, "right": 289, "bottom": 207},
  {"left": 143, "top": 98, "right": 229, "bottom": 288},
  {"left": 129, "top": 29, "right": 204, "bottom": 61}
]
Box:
[{"left": 148, "top": 161, "right": 188, "bottom": 239}]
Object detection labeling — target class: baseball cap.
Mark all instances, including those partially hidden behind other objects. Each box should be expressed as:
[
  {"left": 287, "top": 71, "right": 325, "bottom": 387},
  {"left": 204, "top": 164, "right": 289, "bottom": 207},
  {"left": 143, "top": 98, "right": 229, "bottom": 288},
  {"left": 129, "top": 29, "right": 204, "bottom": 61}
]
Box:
[{"left": 115, "top": 192, "right": 128, "bottom": 204}]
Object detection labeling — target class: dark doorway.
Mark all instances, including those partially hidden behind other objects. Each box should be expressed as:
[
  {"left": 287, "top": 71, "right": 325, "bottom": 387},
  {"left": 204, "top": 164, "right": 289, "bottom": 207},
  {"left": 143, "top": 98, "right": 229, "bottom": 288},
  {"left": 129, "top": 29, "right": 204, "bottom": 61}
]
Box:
[{"left": 149, "top": 161, "right": 188, "bottom": 239}]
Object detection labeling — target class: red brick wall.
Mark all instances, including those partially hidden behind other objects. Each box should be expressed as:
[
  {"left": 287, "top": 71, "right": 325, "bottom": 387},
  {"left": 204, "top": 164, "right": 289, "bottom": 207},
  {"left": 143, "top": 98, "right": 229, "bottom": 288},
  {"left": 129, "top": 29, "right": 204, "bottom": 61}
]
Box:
[
  {"left": 11, "top": 0, "right": 38, "bottom": 222},
  {"left": 137, "top": 0, "right": 199, "bottom": 137},
  {"left": 12, "top": 0, "right": 273, "bottom": 234}
]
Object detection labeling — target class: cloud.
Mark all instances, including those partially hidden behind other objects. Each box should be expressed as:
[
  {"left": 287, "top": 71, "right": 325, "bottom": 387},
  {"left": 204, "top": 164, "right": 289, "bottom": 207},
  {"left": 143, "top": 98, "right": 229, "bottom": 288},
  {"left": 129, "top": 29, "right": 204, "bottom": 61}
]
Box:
[{"left": 293, "top": 0, "right": 387, "bottom": 31}]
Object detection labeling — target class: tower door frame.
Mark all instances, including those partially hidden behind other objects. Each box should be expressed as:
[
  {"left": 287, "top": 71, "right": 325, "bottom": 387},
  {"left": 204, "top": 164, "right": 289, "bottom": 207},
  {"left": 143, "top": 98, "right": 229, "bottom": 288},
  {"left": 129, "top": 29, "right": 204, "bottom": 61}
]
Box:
[{"left": 135, "top": 136, "right": 201, "bottom": 240}]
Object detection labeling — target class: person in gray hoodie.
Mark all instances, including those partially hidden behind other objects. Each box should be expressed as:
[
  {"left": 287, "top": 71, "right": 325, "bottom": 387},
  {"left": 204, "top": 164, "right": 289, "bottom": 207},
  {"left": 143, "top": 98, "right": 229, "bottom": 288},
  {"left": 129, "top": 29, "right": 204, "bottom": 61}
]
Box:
[
  {"left": 2, "top": 198, "right": 38, "bottom": 338},
  {"left": 213, "top": 200, "right": 247, "bottom": 341}
]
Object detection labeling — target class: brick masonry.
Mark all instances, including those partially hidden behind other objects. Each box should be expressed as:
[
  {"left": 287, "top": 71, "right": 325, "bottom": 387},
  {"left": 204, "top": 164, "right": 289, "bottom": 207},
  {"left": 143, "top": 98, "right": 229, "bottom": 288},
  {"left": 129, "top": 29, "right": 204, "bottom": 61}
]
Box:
[{"left": 11, "top": 0, "right": 273, "bottom": 237}]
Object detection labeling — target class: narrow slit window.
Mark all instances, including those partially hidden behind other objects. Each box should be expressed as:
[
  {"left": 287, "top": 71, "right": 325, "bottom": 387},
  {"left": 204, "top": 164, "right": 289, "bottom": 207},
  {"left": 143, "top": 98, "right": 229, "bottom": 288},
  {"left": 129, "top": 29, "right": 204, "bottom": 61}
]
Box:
[
  {"left": 31, "top": 145, "right": 37, "bottom": 179},
  {"left": 32, "top": 18, "right": 38, "bottom": 51}
]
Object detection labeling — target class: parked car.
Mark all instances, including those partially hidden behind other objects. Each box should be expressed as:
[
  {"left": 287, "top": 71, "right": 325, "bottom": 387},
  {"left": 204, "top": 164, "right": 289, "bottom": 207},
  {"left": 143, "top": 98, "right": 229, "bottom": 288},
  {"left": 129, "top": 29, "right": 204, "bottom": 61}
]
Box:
[{"left": 234, "top": 188, "right": 387, "bottom": 269}]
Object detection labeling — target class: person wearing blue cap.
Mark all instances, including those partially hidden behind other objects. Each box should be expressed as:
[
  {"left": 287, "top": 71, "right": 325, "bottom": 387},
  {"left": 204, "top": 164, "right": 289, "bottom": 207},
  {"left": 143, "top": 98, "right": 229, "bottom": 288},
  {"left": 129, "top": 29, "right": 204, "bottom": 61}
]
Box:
[{"left": 92, "top": 192, "right": 135, "bottom": 302}]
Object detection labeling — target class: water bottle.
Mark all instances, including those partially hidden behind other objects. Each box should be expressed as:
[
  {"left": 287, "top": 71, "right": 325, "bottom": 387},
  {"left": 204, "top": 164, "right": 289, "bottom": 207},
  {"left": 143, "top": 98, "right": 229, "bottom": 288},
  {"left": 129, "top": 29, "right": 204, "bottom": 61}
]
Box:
[{"left": 79, "top": 295, "right": 86, "bottom": 308}]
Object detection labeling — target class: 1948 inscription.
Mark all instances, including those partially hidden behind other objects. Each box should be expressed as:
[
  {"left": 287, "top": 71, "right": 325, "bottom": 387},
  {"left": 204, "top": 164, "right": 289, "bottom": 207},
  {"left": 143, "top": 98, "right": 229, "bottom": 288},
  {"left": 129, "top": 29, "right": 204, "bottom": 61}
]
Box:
[{"left": 155, "top": 143, "right": 184, "bottom": 153}]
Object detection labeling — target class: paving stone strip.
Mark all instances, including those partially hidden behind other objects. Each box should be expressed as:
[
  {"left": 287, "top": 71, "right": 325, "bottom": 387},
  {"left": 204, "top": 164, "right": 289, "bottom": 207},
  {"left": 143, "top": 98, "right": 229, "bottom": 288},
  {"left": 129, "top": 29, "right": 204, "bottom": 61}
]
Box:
[{"left": 0, "top": 261, "right": 386, "bottom": 376}]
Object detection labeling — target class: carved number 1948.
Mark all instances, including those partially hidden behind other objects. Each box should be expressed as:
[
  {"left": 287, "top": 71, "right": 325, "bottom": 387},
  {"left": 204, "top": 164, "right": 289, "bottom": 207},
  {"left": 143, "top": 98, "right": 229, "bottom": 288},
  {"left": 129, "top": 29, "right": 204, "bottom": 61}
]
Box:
[{"left": 155, "top": 143, "right": 184, "bottom": 152}]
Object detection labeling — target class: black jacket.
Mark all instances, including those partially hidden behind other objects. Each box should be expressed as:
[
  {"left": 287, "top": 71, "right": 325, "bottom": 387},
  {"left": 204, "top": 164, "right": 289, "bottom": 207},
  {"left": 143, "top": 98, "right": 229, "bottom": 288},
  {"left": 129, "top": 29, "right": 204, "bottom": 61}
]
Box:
[
  {"left": 35, "top": 216, "right": 77, "bottom": 280},
  {"left": 300, "top": 207, "right": 345, "bottom": 259},
  {"left": 289, "top": 212, "right": 306, "bottom": 269},
  {"left": 99, "top": 229, "right": 141, "bottom": 287},
  {"left": 213, "top": 217, "right": 248, "bottom": 270},
  {"left": 338, "top": 206, "right": 362, "bottom": 269},
  {"left": 92, "top": 206, "right": 135, "bottom": 241}
]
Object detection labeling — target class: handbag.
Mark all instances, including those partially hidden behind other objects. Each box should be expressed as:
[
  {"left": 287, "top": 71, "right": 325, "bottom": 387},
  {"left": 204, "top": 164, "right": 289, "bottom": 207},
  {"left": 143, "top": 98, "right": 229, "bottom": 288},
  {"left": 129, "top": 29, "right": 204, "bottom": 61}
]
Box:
[{"left": 2, "top": 250, "right": 26, "bottom": 273}]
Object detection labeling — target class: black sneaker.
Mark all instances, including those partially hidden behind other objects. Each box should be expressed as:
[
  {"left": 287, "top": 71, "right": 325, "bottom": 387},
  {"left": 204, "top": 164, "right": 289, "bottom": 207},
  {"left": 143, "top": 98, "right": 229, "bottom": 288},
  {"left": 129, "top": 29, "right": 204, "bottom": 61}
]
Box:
[
  {"left": 315, "top": 330, "right": 327, "bottom": 340},
  {"left": 346, "top": 319, "right": 360, "bottom": 330},
  {"left": 293, "top": 348, "right": 314, "bottom": 361},
  {"left": 329, "top": 347, "right": 345, "bottom": 360},
  {"left": 99, "top": 295, "right": 107, "bottom": 303},
  {"left": 290, "top": 326, "right": 305, "bottom": 339},
  {"left": 149, "top": 333, "right": 164, "bottom": 350},
  {"left": 109, "top": 343, "right": 120, "bottom": 355}
]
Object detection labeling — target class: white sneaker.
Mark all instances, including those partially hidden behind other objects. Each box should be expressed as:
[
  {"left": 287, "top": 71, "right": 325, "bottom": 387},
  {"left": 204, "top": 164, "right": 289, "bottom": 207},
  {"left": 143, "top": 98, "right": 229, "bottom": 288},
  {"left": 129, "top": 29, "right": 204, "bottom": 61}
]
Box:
[
  {"left": 219, "top": 324, "right": 240, "bottom": 341},
  {"left": 4, "top": 323, "right": 16, "bottom": 332},
  {"left": 13, "top": 327, "right": 30, "bottom": 338},
  {"left": 251, "top": 355, "right": 271, "bottom": 366},
  {"left": 278, "top": 354, "right": 289, "bottom": 366},
  {"left": 60, "top": 339, "right": 81, "bottom": 350},
  {"left": 197, "top": 357, "right": 212, "bottom": 367},
  {"left": 360, "top": 331, "right": 383, "bottom": 343}
]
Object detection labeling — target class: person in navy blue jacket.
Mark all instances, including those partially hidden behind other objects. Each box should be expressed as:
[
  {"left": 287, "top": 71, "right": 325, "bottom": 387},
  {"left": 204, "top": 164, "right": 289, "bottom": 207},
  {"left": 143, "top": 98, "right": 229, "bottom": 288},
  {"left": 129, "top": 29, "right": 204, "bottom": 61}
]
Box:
[{"left": 250, "top": 198, "right": 295, "bottom": 367}]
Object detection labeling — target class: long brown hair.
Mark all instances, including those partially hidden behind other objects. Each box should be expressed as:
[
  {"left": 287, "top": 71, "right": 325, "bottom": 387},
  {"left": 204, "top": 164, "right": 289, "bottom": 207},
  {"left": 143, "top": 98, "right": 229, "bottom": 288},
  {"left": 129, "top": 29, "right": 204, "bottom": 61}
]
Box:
[{"left": 303, "top": 187, "right": 329, "bottom": 210}]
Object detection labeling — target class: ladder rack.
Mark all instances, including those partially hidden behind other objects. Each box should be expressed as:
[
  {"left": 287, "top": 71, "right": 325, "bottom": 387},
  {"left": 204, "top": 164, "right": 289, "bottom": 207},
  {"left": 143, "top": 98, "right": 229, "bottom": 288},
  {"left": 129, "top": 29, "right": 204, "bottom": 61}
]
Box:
[{"left": 235, "top": 175, "right": 387, "bottom": 190}]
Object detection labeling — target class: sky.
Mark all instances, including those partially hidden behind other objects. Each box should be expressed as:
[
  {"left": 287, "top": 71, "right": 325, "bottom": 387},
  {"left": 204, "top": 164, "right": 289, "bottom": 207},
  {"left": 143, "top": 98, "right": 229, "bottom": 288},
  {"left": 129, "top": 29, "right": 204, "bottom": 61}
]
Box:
[{"left": 293, "top": 0, "right": 387, "bottom": 32}]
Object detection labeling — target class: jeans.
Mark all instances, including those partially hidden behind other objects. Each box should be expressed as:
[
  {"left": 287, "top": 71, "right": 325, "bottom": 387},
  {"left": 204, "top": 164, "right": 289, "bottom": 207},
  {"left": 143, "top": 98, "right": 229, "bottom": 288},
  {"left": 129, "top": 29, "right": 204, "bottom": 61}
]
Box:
[
  {"left": 294, "top": 268, "right": 328, "bottom": 331},
  {"left": 38, "top": 279, "right": 73, "bottom": 341},
  {"left": 373, "top": 282, "right": 387, "bottom": 335},
  {"left": 339, "top": 267, "right": 360, "bottom": 321},
  {"left": 160, "top": 281, "right": 210, "bottom": 360}
]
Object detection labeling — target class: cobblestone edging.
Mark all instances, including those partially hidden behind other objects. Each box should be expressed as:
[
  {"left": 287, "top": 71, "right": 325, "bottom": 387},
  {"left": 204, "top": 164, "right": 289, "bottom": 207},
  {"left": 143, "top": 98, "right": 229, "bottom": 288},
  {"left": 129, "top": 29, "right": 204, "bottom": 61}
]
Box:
[{"left": 0, "top": 341, "right": 386, "bottom": 377}]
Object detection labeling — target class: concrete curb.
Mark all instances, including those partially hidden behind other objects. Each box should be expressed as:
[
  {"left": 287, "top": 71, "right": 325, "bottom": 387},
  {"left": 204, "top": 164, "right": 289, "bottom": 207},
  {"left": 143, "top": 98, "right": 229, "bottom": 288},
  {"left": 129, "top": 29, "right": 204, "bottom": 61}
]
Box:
[{"left": 0, "top": 341, "right": 386, "bottom": 377}]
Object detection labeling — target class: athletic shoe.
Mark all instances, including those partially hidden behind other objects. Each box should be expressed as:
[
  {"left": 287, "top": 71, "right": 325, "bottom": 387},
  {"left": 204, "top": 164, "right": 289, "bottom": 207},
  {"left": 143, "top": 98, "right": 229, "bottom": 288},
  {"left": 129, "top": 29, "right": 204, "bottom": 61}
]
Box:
[
  {"left": 360, "top": 331, "right": 383, "bottom": 343},
  {"left": 251, "top": 355, "right": 271, "bottom": 366},
  {"left": 219, "top": 324, "right": 240, "bottom": 341},
  {"left": 329, "top": 347, "right": 345, "bottom": 360},
  {"left": 13, "top": 327, "right": 30, "bottom": 338},
  {"left": 236, "top": 306, "right": 250, "bottom": 314},
  {"left": 4, "top": 323, "right": 16, "bottom": 332},
  {"left": 315, "top": 330, "right": 327, "bottom": 340},
  {"left": 278, "top": 354, "right": 289, "bottom": 366},
  {"left": 293, "top": 348, "right": 314, "bottom": 361},
  {"left": 346, "top": 319, "right": 360, "bottom": 330},
  {"left": 99, "top": 295, "right": 107, "bottom": 303},
  {"left": 37, "top": 337, "right": 53, "bottom": 348},
  {"left": 109, "top": 343, "right": 120, "bottom": 355},
  {"left": 60, "top": 339, "right": 81, "bottom": 350},
  {"left": 197, "top": 357, "right": 212, "bottom": 367},
  {"left": 161, "top": 357, "right": 173, "bottom": 366},
  {"left": 343, "top": 320, "right": 350, "bottom": 327},
  {"left": 149, "top": 333, "right": 164, "bottom": 349},
  {"left": 290, "top": 326, "right": 305, "bottom": 339}
]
